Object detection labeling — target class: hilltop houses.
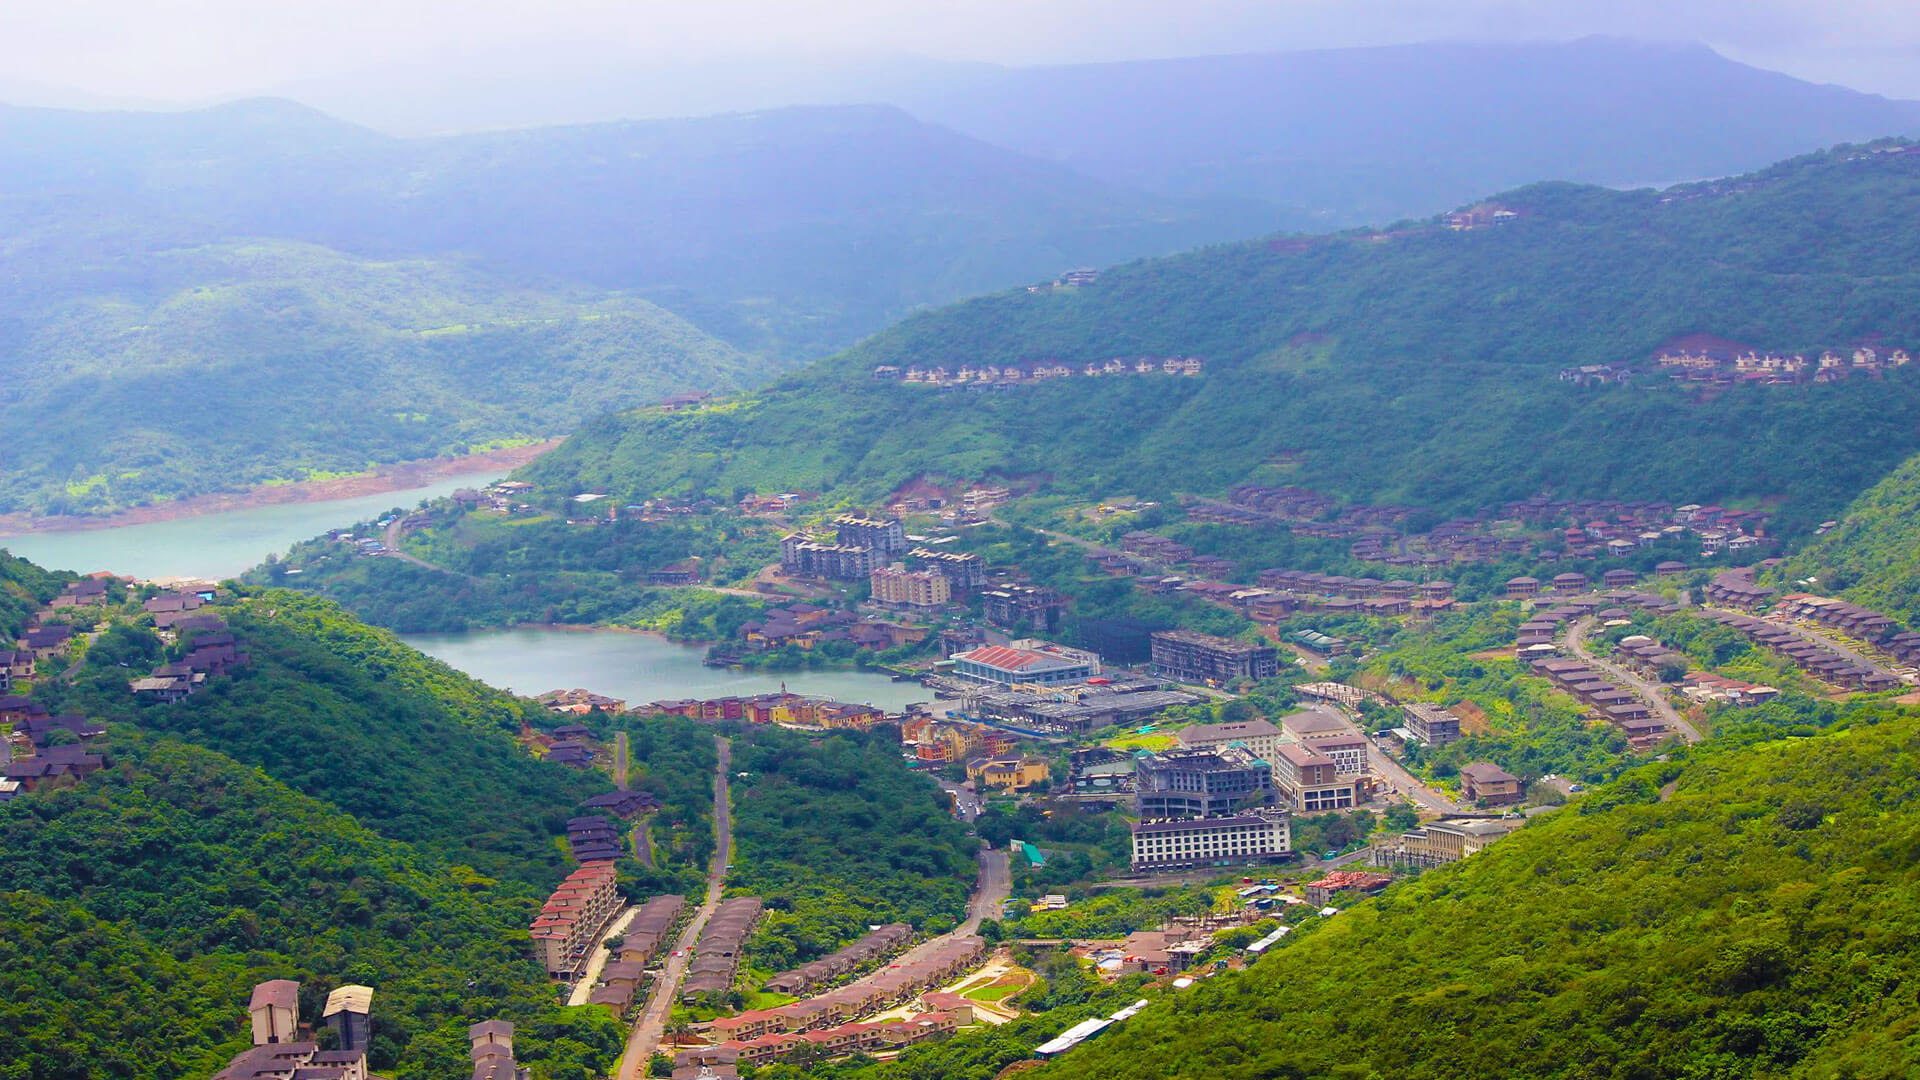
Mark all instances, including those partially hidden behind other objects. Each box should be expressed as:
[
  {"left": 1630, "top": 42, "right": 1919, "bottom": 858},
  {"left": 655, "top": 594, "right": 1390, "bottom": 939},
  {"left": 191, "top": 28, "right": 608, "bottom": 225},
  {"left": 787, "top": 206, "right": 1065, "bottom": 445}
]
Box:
[
  {"left": 890, "top": 355, "right": 1203, "bottom": 385},
  {"left": 1654, "top": 343, "right": 1910, "bottom": 385}
]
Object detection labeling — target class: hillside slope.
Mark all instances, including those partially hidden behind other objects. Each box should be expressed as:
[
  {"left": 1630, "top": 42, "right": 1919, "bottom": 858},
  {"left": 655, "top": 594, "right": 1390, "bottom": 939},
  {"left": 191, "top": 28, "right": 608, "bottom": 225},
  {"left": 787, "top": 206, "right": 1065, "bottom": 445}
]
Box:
[
  {"left": 1772, "top": 449, "right": 1920, "bottom": 623},
  {"left": 0, "top": 100, "right": 1262, "bottom": 362},
  {"left": 0, "top": 100, "right": 1260, "bottom": 515},
  {"left": 0, "top": 240, "right": 753, "bottom": 515},
  {"left": 523, "top": 143, "right": 1920, "bottom": 536},
  {"left": 1000, "top": 703, "right": 1920, "bottom": 1080},
  {"left": 42, "top": 591, "right": 598, "bottom": 886},
  {"left": 0, "top": 735, "right": 623, "bottom": 1080}
]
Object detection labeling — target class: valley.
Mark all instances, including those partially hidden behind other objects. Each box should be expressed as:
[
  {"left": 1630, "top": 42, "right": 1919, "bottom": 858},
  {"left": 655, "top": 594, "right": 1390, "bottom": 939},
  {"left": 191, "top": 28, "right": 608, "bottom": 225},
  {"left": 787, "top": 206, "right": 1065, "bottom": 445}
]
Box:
[{"left": 10, "top": 30, "right": 1920, "bottom": 1080}]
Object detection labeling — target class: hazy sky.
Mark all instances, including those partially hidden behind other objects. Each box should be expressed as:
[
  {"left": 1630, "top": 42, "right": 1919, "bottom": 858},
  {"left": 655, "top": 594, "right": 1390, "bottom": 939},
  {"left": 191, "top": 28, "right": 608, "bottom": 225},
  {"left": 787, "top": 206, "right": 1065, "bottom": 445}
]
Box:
[{"left": 4, "top": 0, "right": 1918, "bottom": 112}]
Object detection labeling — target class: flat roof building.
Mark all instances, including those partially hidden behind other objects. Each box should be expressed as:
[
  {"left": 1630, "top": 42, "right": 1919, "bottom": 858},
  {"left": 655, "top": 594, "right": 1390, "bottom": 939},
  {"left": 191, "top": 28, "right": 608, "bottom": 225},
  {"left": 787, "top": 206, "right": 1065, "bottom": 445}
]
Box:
[
  {"left": 1150, "top": 630, "right": 1281, "bottom": 686},
  {"left": 1130, "top": 811, "right": 1292, "bottom": 872}
]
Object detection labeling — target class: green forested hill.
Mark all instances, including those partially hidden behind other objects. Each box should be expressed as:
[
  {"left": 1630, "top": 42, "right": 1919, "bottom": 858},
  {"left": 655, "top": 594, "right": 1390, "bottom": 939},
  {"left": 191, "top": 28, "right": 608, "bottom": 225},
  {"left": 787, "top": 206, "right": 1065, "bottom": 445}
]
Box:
[
  {"left": 524, "top": 143, "right": 1920, "bottom": 536},
  {"left": 42, "top": 591, "right": 599, "bottom": 886},
  {"left": 0, "top": 99, "right": 1261, "bottom": 516},
  {"left": 0, "top": 240, "right": 757, "bottom": 515},
  {"left": 0, "top": 736, "right": 622, "bottom": 1080},
  {"left": 1010, "top": 704, "right": 1920, "bottom": 1080},
  {"left": 0, "top": 572, "right": 638, "bottom": 1078},
  {"left": 1773, "top": 449, "right": 1920, "bottom": 623},
  {"left": 0, "top": 550, "right": 66, "bottom": 638},
  {"left": 772, "top": 701, "right": 1920, "bottom": 1080}
]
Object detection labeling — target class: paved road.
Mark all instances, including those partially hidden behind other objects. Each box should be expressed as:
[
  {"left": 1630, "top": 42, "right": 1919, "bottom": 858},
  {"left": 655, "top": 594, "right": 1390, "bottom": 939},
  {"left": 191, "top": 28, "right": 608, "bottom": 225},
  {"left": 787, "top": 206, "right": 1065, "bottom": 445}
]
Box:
[
  {"left": 961, "top": 848, "right": 1011, "bottom": 934},
  {"left": 567, "top": 904, "right": 642, "bottom": 1006},
  {"left": 935, "top": 779, "right": 983, "bottom": 822},
  {"left": 1365, "top": 738, "right": 1462, "bottom": 814},
  {"left": 1564, "top": 617, "right": 1702, "bottom": 744},
  {"left": 616, "top": 736, "right": 733, "bottom": 1080},
  {"left": 380, "top": 516, "right": 463, "bottom": 575},
  {"left": 1734, "top": 609, "right": 1905, "bottom": 683}
]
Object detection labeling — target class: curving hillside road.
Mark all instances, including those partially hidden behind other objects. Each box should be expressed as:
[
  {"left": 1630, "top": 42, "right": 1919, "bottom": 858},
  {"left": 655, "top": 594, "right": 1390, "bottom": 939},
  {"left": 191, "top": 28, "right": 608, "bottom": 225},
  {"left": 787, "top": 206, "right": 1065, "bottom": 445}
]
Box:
[
  {"left": 1564, "top": 617, "right": 1702, "bottom": 744},
  {"left": 616, "top": 735, "right": 733, "bottom": 1080}
]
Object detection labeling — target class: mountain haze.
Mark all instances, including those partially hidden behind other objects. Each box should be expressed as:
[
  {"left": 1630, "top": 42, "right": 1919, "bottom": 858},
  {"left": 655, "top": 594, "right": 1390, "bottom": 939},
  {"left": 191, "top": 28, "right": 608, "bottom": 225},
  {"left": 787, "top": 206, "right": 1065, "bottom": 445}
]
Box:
[
  {"left": 899, "top": 38, "right": 1920, "bottom": 225},
  {"left": 523, "top": 142, "right": 1920, "bottom": 536},
  {"left": 0, "top": 100, "right": 1258, "bottom": 514}
]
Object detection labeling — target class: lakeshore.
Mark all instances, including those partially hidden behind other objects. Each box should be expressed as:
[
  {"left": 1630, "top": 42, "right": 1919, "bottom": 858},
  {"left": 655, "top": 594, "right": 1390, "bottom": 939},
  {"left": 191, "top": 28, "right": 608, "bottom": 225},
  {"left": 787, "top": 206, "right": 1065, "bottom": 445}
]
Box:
[{"left": 0, "top": 439, "right": 561, "bottom": 537}]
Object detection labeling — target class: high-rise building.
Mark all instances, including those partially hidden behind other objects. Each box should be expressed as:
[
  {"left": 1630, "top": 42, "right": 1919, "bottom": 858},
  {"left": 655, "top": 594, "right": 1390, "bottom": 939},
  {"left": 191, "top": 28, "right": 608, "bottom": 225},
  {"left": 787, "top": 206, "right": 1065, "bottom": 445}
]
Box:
[
  {"left": 870, "top": 565, "right": 952, "bottom": 609},
  {"left": 1150, "top": 630, "right": 1281, "bottom": 685}
]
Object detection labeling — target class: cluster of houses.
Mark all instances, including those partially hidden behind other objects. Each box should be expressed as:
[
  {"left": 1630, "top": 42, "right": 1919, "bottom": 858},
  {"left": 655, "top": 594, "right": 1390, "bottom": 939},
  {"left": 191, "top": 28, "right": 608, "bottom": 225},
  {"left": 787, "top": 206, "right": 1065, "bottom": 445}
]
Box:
[
  {"left": 1527, "top": 658, "right": 1670, "bottom": 746},
  {"left": 1680, "top": 671, "right": 1782, "bottom": 707},
  {"left": 645, "top": 693, "right": 896, "bottom": 731},
  {"left": 584, "top": 894, "right": 688, "bottom": 1017},
  {"left": 901, "top": 715, "right": 1017, "bottom": 763},
  {"left": 682, "top": 897, "right": 765, "bottom": 999},
  {"left": 566, "top": 815, "right": 623, "bottom": 863},
  {"left": 1506, "top": 570, "right": 1686, "bottom": 599},
  {"left": 876, "top": 355, "right": 1203, "bottom": 386},
  {"left": 689, "top": 934, "right": 988, "bottom": 1068},
  {"left": 1775, "top": 593, "right": 1920, "bottom": 665},
  {"left": 47, "top": 575, "right": 117, "bottom": 610},
  {"left": 0, "top": 697, "right": 106, "bottom": 802},
  {"left": 732, "top": 603, "right": 927, "bottom": 655},
  {"left": 128, "top": 614, "right": 248, "bottom": 702},
  {"left": 762, "top": 923, "right": 915, "bottom": 995},
  {"left": 530, "top": 861, "right": 622, "bottom": 978},
  {"left": 1699, "top": 610, "right": 1903, "bottom": 692},
  {"left": 538, "top": 723, "right": 600, "bottom": 768},
  {"left": 538, "top": 688, "right": 627, "bottom": 714},
  {"left": 1654, "top": 344, "right": 1911, "bottom": 385},
  {"left": 208, "top": 980, "right": 377, "bottom": 1080}
]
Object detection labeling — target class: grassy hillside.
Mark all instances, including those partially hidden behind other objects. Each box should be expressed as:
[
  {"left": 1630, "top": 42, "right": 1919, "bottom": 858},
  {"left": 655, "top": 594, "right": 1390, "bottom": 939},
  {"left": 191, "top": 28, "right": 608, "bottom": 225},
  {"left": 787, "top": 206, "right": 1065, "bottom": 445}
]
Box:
[
  {"left": 0, "top": 239, "right": 757, "bottom": 515},
  {"left": 0, "top": 550, "right": 67, "bottom": 638},
  {"left": 523, "top": 143, "right": 1920, "bottom": 537},
  {"left": 0, "top": 563, "right": 660, "bottom": 1078},
  {"left": 1772, "top": 449, "right": 1920, "bottom": 622},
  {"left": 1009, "top": 702, "right": 1920, "bottom": 1080},
  {"left": 41, "top": 591, "right": 599, "bottom": 886},
  {"left": 0, "top": 735, "right": 623, "bottom": 1080}
]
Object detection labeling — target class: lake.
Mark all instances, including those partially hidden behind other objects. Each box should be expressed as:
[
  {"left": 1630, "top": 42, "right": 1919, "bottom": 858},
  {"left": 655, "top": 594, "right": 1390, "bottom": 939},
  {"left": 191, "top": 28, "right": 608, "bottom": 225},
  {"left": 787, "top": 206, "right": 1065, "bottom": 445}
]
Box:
[
  {"left": 402, "top": 627, "right": 932, "bottom": 711},
  {"left": 0, "top": 472, "right": 504, "bottom": 582}
]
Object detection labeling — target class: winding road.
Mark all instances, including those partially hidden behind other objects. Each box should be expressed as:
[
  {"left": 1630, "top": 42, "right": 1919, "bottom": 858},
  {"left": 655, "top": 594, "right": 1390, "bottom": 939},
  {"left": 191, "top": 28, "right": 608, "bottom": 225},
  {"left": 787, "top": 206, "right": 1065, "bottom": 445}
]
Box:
[
  {"left": 1564, "top": 617, "right": 1702, "bottom": 744},
  {"left": 616, "top": 735, "right": 733, "bottom": 1080}
]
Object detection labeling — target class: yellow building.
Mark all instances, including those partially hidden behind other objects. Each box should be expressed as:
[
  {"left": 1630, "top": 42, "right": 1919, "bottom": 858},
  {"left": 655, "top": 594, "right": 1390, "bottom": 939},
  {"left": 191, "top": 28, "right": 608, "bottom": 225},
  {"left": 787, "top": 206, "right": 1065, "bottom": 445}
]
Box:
[
  {"left": 870, "top": 565, "right": 952, "bottom": 609},
  {"left": 967, "top": 756, "right": 1051, "bottom": 791}
]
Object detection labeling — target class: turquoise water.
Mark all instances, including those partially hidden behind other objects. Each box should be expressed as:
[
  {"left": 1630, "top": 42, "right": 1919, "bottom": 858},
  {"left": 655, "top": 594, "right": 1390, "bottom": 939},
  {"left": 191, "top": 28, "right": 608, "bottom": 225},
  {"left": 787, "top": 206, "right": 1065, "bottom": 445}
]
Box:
[
  {"left": 0, "top": 472, "right": 503, "bottom": 582},
  {"left": 402, "top": 626, "right": 931, "bottom": 711}
]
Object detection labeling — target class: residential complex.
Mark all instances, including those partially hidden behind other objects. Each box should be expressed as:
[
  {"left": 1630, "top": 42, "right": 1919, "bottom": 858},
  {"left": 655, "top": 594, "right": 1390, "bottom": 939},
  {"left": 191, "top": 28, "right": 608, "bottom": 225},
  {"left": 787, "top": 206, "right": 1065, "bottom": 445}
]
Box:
[
  {"left": 529, "top": 861, "right": 621, "bottom": 976},
  {"left": 1175, "top": 718, "right": 1285, "bottom": 763},
  {"left": 869, "top": 565, "right": 952, "bottom": 610},
  {"left": 1129, "top": 811, "right": 1292, "bottom": 871},
  {"left": 908, "top": 547, "right": 986, "bottom": 591},
  {"left": 1277, "top": 709, "right": 1370, "bottom": 777},
  {"left": 1402, "top": 703, "right": 1463, "bottom": 746},
  {"left": 1149, "top": 629, "right": 1281, "bottom": 685},
  {"left": 1459, "top": 762, "right": 1524, "bottom": 806},
  {"left": 834, "top": 513, "right": 907, "bottom": 556},
  {"left": 1133, "top": 746, "right": 1274, "bottom": 819}
]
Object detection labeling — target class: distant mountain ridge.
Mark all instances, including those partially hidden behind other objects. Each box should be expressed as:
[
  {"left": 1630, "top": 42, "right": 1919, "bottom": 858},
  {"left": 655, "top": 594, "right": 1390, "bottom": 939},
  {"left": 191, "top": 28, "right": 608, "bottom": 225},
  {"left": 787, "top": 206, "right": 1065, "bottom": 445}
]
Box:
[
  {"left": 896, "top": 37, "right": 1920, "bottom": 225},
  {"left": 520, "top": 142, "right": 1920, "bottom": 537},
  {"left": 0, "top": 101, "right": 1257, "bottom": 514}
]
